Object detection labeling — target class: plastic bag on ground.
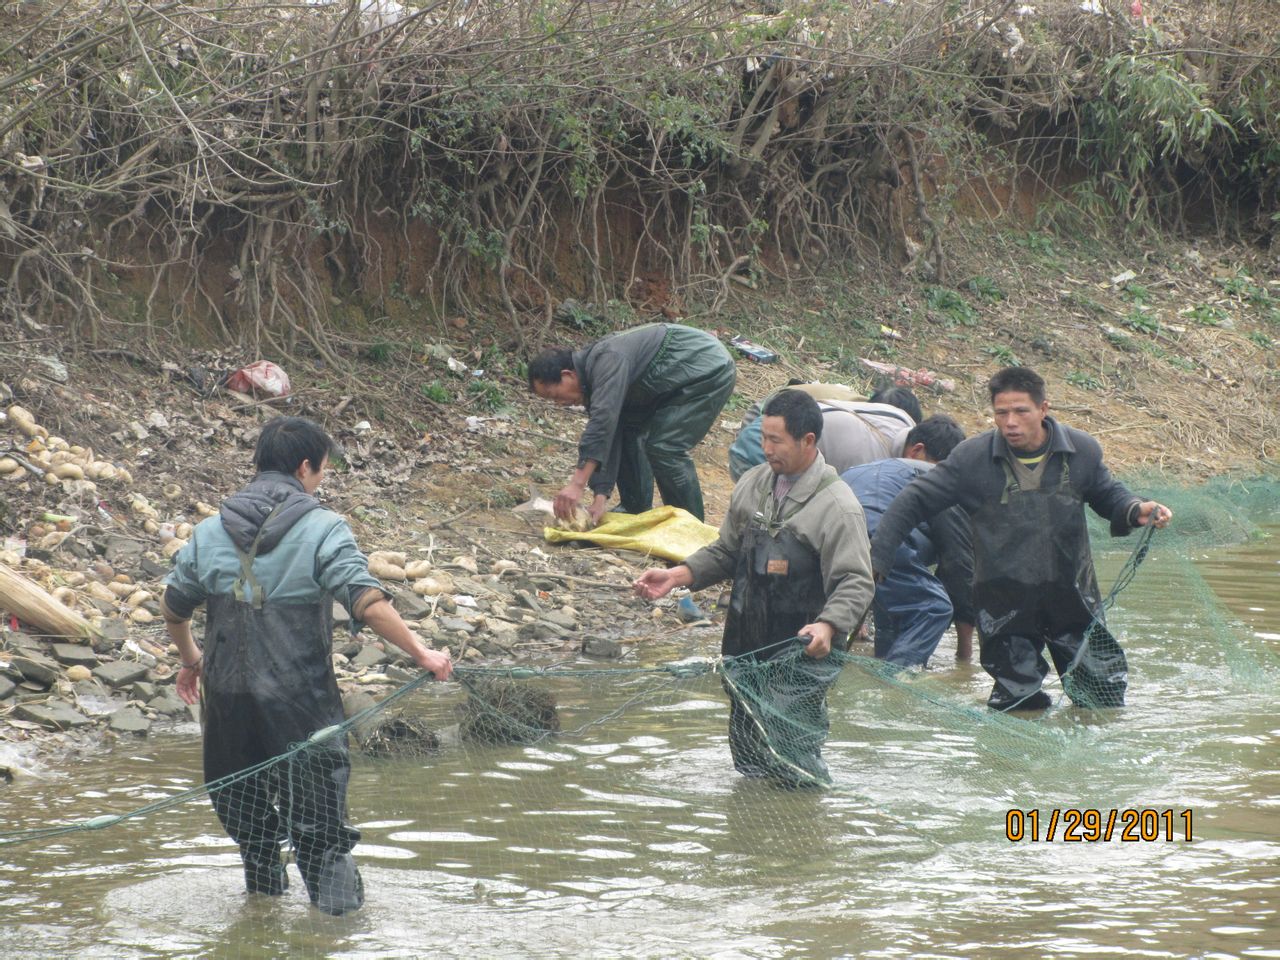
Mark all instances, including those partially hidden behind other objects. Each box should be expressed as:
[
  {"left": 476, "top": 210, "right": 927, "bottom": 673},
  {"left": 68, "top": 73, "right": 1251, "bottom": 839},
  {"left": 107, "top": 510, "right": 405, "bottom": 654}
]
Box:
[
  {"left": 542, "top": 506, "right": 719, "bottom": 563},
  {"left": 225, "top": 361, "right": 291, "bottom": 398}
]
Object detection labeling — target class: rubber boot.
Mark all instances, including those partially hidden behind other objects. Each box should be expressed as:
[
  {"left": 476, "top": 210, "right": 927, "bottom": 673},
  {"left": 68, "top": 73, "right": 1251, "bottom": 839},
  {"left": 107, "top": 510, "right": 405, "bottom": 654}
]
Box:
[
  {"left": 311, "top": 849, "right": 364, "bottom": 916},
  {"left": 243, "top": 849, "right": 288, "bottom": 896},
  {"left": 988, "top": 688, "right": 1052, "bottom": 712}
]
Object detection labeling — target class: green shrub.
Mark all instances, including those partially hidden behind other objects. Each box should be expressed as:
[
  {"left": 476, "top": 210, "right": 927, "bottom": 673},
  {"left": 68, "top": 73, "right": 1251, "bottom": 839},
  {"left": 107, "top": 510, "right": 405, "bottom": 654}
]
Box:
[
  {"left": 1122, "top": 308, "right": 1160, "bottom": 334},
  {"left": 466, "top": 379, "right": 506, "bottom": 412},
  {"left": 1185, "top": 304, "right": 1227, "bottom": 327},
  {"left": 965, "top": 276, "right": 1004, "bottom": 302},
  {"left": 421, "top": 381, "right": 452, "bottom": 403},
  {"left": 924, "top": 286, "right": 979, "bottom": 327},
  {"left": 985, "top": 345, "right": 1020, "bottom": 366},
  {"left": 1066, "top": 370, "right": 1103, "bottom": 390}
]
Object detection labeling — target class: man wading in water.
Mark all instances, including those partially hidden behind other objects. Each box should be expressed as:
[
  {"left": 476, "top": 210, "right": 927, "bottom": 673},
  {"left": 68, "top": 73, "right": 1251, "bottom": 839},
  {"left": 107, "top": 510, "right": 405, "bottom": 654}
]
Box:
[
  {"left": 869, "top": 367, "right": 1171, "bottom": 711},
  {"left": 634, "top": 389, "right": 874, "bottom": 785},
  {"left": 162, "top": 417, "right": 452, "bottom": 914}
]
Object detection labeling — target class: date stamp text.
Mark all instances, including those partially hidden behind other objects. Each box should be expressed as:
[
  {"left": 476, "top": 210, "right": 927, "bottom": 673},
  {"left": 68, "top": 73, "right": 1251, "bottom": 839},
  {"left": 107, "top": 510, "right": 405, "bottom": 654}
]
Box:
[{"left": 1005, "top": 808, "right": 1193, "bottom": 842}]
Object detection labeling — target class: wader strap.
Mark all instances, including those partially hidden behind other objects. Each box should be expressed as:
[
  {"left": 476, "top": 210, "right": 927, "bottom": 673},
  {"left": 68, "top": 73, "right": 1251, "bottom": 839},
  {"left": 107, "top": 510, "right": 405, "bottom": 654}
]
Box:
[
  {"left": 999, "top": 458, "right": 1019, "bottom": 505},
  {"left": 232, "top": 502, "right": 287, "bottom": 609}
]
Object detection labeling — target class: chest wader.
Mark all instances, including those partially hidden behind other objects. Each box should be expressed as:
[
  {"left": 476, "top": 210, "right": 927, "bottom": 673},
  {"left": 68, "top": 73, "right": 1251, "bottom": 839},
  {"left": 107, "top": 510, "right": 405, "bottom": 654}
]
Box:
[
  {"left": 719, "top": 480, "right": 843, "bottom": 787},
  {"left": 614, "top": 326, "right": 737, "bottom": 521},
  {"left": 201, "top": 513, "right": 364, "bottom": 914},
  {"left": 971, "top": 458, "right": 1128, "bottom": 711}
]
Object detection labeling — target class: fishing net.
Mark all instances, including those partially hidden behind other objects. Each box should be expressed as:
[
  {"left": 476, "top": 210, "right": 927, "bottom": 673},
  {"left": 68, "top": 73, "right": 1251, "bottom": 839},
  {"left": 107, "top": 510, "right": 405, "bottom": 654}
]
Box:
[{"left": 0, "top": 474, "right": 1275, "bottom": 957}]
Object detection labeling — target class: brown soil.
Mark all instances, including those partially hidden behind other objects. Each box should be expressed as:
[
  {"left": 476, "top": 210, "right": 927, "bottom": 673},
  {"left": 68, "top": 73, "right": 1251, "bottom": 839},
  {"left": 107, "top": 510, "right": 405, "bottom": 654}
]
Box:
[{"left": 5, "top": 230, "right": 1278, "bottom": 537}]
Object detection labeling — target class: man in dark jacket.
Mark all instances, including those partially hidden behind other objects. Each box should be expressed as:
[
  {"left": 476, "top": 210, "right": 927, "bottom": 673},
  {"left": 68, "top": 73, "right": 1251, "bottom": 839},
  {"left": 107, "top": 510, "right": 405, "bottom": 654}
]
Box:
[
  {"left": 842, "top": 414, "right": 974, "bottom": 667},
  {"left": 869, "top": 367, "right": 1171, "bottom": 711},
  {"left": 528, "top": 323, "right": 736, "bottom": 523},
  {"left": 163, "top": 417, "right": 452, "bottom": 914}
]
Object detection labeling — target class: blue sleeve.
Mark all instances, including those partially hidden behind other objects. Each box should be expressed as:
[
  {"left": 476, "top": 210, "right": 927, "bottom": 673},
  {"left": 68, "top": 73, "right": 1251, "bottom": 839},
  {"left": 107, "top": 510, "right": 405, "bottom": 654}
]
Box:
[
  {"left": 162, "top": 530, "right": 208, "bottom": 619},
  {"left": 729, "top": 417, "right": 765, "bottom": 482},
  {"left": 869, "top": 456, "right": 962, "bottom": 575},
  {"left": 313, "top": 517, "right": 389, "bottom": 631}
]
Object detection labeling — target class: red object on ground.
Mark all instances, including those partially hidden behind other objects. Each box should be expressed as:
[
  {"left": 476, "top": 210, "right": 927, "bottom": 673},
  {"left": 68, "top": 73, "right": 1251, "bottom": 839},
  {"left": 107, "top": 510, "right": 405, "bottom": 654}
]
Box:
[
  {"left": 860, "top": 358, "right": 956, "bottom": 393},
  {"left": 225, "top": 360, "right": 291, "bottom": 397}
]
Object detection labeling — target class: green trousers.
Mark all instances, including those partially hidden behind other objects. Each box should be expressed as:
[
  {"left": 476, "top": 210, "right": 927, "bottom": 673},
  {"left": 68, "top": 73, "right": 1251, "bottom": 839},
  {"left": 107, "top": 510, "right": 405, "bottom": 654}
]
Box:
[{"left": 616, "top": 327, "right": 736, "bottom": 521}]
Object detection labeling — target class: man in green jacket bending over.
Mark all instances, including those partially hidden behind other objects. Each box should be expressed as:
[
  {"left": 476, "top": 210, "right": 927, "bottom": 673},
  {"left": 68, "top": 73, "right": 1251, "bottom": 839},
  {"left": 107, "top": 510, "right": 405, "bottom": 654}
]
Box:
[{"left": 528, "top": 322, "right": 736, "bottom": 524}]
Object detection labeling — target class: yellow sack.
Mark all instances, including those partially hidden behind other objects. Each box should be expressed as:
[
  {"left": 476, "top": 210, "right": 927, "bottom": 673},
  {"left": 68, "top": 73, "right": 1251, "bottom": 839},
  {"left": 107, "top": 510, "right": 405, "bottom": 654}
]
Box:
[{"left": 543, "top": 506, "right": 719, "bottom": 563}]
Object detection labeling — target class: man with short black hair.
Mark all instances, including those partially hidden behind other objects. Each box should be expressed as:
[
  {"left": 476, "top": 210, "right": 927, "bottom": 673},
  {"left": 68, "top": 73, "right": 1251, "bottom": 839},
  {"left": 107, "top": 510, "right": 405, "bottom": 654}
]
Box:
[
  {"left": 868, "top": 385, "right": 923, "bottom": 427},
  {"left": 870, "top": 368, "right": 1171, "bottom": 710},
  {"left": 842, "top": 414, "right": 974, "bottom": 667},
  {"left": 634, "top": 389, "right": 874, "bottom": 785},
  {"left": 527, "top": 323, "right": 736, "bottom": 523},
  {"left": 163, "top": 416, "right": 452, "bottom": 914}
]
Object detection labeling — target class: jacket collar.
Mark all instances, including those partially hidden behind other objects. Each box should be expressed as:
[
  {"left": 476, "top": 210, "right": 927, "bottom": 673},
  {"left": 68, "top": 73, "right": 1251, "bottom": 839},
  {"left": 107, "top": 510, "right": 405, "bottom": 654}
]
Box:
[
  {"left": 570, "top": 343, "right": 592, "bottom": 384},
  {"left": 989, "top": 414, "right": 1075, "bottom": 461},
  {"left": 771, "top": 451, "right": 832, "bottom": 506}
]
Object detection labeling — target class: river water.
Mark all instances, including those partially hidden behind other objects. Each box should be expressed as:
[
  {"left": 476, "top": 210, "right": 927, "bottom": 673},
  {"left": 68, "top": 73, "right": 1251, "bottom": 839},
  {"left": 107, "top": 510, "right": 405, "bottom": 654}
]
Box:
[{"left": 1, "top": 532, "right": 1276, "bottom": 959}]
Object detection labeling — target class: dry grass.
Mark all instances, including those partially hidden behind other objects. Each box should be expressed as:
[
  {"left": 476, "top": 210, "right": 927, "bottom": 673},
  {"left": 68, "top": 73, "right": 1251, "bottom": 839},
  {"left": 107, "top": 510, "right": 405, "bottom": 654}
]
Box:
[{"left": 2, "top": 0, "right": 1277, "bottom": 354}]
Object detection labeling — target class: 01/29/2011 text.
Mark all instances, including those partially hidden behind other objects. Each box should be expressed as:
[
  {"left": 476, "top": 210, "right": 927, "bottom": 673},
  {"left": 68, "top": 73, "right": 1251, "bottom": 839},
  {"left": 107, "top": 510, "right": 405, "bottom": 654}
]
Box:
[{"left": 1005, "top": 808, "right": 1193, "bottom": 842}]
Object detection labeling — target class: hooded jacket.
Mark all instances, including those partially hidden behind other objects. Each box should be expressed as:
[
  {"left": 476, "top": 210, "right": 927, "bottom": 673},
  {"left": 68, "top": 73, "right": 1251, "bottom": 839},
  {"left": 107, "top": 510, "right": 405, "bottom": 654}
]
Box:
[
  {"left": 162, "top": 471, "right": 389, "bottom": 775},
  {"left": 163, "top": 472, "right": 383, "bottom": 624}
]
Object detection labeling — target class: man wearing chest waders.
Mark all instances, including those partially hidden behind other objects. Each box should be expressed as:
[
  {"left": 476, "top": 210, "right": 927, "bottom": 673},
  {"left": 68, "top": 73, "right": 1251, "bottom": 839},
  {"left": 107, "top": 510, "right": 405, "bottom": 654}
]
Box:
[
  {"left": 528, "top": 322, "right": 737, "bottom": 526},
  {"left": 870, "top": 367, "right": 1172, "bottom": 711},
  {"left": 161, "top": 417, "right": 452, "bottom": 914},
  {"left": 634, "top": 389, "right": 874, "bottom": 786}
]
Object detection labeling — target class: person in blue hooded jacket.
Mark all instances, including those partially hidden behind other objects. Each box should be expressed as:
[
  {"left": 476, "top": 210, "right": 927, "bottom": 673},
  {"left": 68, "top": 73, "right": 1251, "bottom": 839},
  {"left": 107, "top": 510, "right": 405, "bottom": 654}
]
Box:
[
  {"left": 162, "top": 417, "right": 452, "bottom": 914},
  {"left": 841, "top": 415, "right": 973, "bottom": 668}
]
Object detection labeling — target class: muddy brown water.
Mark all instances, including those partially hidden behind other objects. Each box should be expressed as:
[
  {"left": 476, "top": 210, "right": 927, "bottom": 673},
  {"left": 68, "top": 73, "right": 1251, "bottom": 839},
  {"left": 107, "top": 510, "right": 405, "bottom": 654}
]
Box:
[{"left": 0, "top": 533, "right": 1276, "bottom": 959}]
